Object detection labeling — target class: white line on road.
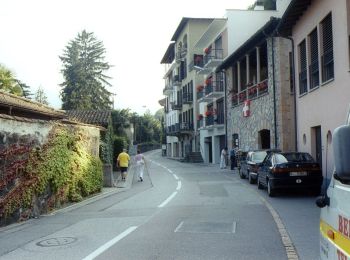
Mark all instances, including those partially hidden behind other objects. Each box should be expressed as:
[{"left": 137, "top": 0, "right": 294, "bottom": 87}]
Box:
[
  {"left": 158, "top": 191, "right": 178, "bottom": 208},
  {"left": 172, "top": 174, "right": 178, "bottom": 180},
  {"left": 176, "top": 181, "right": 182, "bottom": 190},
  {"left": 168, "top": 169, "right": 173, "bottom": 173},
  {"left": 82, "top": 226, "right": 138, "bottom": 260},
  {"left": 174, "top": 221, "right": 184, "bottom": 233}
]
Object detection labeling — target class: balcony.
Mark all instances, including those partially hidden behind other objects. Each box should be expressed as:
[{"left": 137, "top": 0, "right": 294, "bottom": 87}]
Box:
[
  {"left": 170, "top": 101, "right": 182, "bottom": 110},
  {"left": 198, "top": 80, "right": 224, "bottom": 103},
  {"left": 231, "top": 79, "right": 268, "bottom": 107},
  {"left": 175, "top": 48, "right": 187, "bottom": 63},
  {"left": 163, "top": 84, "right": 173, "bottom": 95},
  {"left": 182, "top": 92, "right": 193, "bottom": 104},
  {"left": 204, "top": 49, "right": 223, "bottom": 69},
  {"left": 179, "top": 122, "right": 194, "bottom": 133},
  {"left": 202, "top": 114, "right": 224, "bottom": 129},
  {"left": 166, "top": 123, "right": 180, "bottom": 135},
  {"left": 173, "top": 75, "right": 181, "bottom": 87}
]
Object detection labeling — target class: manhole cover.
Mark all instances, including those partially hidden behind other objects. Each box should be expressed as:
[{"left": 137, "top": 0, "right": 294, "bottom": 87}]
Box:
[{"left": 36, "top": 237, "right": 77, "bottom": 247}]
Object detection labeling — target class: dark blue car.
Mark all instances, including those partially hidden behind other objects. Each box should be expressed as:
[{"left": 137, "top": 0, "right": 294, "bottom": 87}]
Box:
[{"left": 257, "top": 152, "right": 323, "bottom": 197}]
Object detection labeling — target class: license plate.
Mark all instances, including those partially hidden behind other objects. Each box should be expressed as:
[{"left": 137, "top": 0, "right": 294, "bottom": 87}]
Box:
[{"left": 290, "top": 172, "right": 307, "bottom": 176}]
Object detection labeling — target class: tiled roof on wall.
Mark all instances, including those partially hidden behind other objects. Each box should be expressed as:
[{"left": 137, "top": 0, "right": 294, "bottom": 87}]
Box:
[
  {"left": 0, "top": 90, "right": 65, "bottom": 119},
  {"left": 66, "top": 110, "right": 111, "bottom": 126}
]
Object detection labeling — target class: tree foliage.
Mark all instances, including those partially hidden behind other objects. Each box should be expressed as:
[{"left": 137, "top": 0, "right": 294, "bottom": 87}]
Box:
[
  {"left": 0, "top": 65, "right": 23, "bottom": 96},
  {"left": 59, "top": 30, "right": 113, "bottom": 110},
  {"left": 34, "top": 86, "right": 49, "bottom": 105}
]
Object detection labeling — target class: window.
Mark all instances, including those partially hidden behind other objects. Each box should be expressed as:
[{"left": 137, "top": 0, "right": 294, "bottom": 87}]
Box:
[
  {"left": 298, "top": 40, "right": 308, "bottom": 94},
  {"left": 309, "top": 28, "right": 319, "bottom": 89},
  {"left": 321, "top": 13, "right": 334, "bottom": 82}
]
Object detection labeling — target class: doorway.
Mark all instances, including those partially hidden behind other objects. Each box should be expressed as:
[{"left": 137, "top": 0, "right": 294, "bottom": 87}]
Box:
[
  {"left": 259, "top": 129, "right": 271, "bottom": 149},
  {"left": 312, "top": 126, "right": 322, "bottom": 169}
]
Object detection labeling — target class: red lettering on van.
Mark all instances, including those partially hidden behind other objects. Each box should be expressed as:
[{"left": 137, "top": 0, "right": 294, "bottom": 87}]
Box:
[
  {"left": 337, "top": 249, "right": 348, "bottom": 260},
  {"left": 339, "top": 215, "right": 350, "bottom": 238}
]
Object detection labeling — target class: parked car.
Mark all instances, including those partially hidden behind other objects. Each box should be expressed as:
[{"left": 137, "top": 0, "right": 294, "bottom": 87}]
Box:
[
  {"left": 239, "top": 150, "right": 269, "bottom": 184},
  {"left": 257, "top": 151, "right": 323, "bottom": 197}
]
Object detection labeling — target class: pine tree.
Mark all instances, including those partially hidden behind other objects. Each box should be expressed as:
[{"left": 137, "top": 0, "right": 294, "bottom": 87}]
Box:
[
  {"left": 34, "top": 86, "right": 49, "bottom": 105},
  {"left": 59, "top": 30, "right": 113, "bottom": 110}
]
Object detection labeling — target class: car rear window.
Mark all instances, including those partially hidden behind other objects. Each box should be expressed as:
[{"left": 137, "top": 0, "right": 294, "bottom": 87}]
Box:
[
  {"left": 251, "top": 151, "right": 267, "bottom": 162},
  {"left": 280, "top": 153, "right": 315, "bottom": 163}
]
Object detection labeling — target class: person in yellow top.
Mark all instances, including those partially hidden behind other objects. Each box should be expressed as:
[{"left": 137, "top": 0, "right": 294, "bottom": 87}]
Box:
[{"left": 117, "top": 148, "right": 130, "bottom": 181}]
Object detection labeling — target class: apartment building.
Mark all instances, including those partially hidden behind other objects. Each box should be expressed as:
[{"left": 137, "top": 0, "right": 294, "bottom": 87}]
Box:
[
  {"left": 278, "top": 0, "right": 350, "bottom": 179},
  {"left": 161, "top": 18, "right": 214, "bottom": 160},
  {"left": 192, "top": 1, "right": 291, "bottom": 164},
  {"left": 218, "top": 17, "right": 295, "bottom": 153}
]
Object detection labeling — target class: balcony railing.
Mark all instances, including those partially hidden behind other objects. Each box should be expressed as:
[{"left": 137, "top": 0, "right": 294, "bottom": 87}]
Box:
[
  {"left": 166, "top": 123, "right": 180, "bottom": 135},
  {"left": 163, "top": 84, "right": 173, "bottom": 95},
  {"left": 170, "top": 101, "right": 182, "bottom": 110},
  {"left": 204, "top": 49, "right": 223, "bottom": 68},
  {"left": 231, "top": 79, "right": 268, "bottom": 107},
  {"left": 173, "top": 75, "right": 181, "bottom": 86},
  {"left": 180, "top": 122, "right": 193, "bottom": 132}
]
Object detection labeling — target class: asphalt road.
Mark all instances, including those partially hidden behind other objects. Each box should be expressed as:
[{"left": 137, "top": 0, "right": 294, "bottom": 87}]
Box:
[{"left": 0, "top": 150, "right": 320, "bottom": 260}]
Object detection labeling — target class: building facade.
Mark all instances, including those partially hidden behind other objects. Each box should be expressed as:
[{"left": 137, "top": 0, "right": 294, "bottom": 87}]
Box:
[
  {"left": 219, "top": 18, "right": 295, "bottom": 153},
  {"left": 278, "top": 0, "right": 350, "bottom": 179}
]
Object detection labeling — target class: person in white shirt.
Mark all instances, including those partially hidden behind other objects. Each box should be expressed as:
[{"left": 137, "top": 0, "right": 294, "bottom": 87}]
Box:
[
  {"left": 135, "top": 150, "right": 145, "bottom": 181},
  {"left": 220, "top": 147, "right": 228, "bottom": 169}
]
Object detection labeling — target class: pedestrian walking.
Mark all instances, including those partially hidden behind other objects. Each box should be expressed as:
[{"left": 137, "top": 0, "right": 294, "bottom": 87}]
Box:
[
  {"left": 220, "top": 147, "right": 228, "bottom": 169},
  {"left": 230, "top": 147, "right": 236, "bottom": 170},
  {"left": 117, "top": 148, "right": 130, "bottom": 181},
  {"left": 135, "top": 150, "right": 145, "bottom": 182}
]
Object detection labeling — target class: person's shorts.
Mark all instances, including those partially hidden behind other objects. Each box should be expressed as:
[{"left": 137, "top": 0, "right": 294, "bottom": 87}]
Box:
[{"left": 120, "top": 167, "right": 128, "bottom": 173}]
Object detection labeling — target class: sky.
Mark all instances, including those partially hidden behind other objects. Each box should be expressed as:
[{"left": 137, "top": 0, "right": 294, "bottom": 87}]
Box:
[{"left": 0, "top": 0, "right": 255, "bottom": 115}]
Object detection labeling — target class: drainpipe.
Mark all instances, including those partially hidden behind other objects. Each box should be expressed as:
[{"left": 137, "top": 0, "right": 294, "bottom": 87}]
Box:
[
  {"left": 223, "top": 70, "right": 228, "bottom": 148},
  {"left": 288, "top": 36, "right": 298, "bottom": 151},
  {"left": 271, "top": 36, "right": 278, "bottom": 149}
]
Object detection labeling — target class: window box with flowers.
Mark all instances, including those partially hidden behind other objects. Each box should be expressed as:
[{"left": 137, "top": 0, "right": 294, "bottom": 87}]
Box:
[
  {"left": 196, "top": 85, "right": 204, "bottom": 92},
  {"left": 204, "top": 47, "right": 211, "bottom": 54},
  {"left": 257, "top": 80, "right": 268, "bottom": 95},
  {"left": 231, "top": 94, "right": 238, "bottom": 106},
  {"left": 205, "top": 110, "right": 213, "bottom": 117},
  {"left": 197, "top": 114, "right": 203, "bottom": 120},
  {"left": 248, "top": 86, "right": 257, "bottom": 98},
  {"left": 205, "top": 78, "right": 212, "bottom": 86},
  {"left": 239, "top": 92, "right": 246, "bottom": 103}
]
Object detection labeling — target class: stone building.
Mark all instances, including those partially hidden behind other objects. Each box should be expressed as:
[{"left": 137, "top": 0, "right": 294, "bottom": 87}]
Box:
[{"left": 218, "top": 18, "right": 296, "bottom": 152}]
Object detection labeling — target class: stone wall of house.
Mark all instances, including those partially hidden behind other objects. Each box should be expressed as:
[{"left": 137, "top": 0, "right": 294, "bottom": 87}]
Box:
[
  {"left": 226, "top": 36, "right": 294, "bottom": 151},
  {"left": 0, "top": 115, "right": 100, "bottom": 226}
]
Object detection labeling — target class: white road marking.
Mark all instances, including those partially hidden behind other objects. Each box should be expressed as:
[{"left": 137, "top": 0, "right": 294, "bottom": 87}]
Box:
[
  {"left": 174, "top": 221, "right": 184, "bottom": 233},
  {"left": 82, "top": 226, "right": 138, "bottom": 260},
  {"left": 168, "top": 169, "right": 173, "bottom": 173},
  {"left": 176, "top": 181, "right": 182, "bottom": 190},
  {"left": 158, "top": 191, "right": 178, "bottom": 208},
  {"left": 173, "top": 174, "right": 178, "bottom": 180}
]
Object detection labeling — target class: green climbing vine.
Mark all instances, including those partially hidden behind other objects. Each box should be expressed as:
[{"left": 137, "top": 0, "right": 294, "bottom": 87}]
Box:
[{"left": 0, "top": 125, "right": 103, "bottom": 218}]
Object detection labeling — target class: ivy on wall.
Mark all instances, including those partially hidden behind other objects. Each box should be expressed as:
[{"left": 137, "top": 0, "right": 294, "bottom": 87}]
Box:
[{"left": 0, "top": 125, "right": 103, "bottom": 220}]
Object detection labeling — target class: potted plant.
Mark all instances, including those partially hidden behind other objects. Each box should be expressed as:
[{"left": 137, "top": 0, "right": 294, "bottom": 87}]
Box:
[{"left": 196, "top": 85, "right": 204, "bottom": 92}]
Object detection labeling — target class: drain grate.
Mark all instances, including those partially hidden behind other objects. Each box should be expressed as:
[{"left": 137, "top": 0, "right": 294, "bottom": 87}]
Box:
[
  {"left": 36, "top": 237, "right": 77, "bottom": 247},
  {"left": 175, "top": 221, "right": 236, "bottom": 234}
]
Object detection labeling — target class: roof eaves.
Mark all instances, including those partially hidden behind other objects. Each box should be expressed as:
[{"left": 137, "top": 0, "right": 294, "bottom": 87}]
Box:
[{"left": 217, "top": 17, "right": 280, "bottom": 72}]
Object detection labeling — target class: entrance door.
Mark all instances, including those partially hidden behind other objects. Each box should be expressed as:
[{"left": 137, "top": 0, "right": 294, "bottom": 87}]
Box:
[
  {"left": 315, "top": 126, "right": 322, "bottom": 169},
  {"left": 259, "top": 129, "right": 271, "bottom": 149}
]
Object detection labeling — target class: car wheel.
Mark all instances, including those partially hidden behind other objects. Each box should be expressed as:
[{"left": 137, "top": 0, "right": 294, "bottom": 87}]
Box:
[
  {"left": 267, "top": 180, "right": 275, "bottom": 197},
  {"left": 248, "top": 171, "right": 254, "bottom": 184},
  {"left": 239, "top": 169, "right": 245, "bottom": 179},
  {"left": 257, "top": 177, "right": 264, "bottom": 190}
]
